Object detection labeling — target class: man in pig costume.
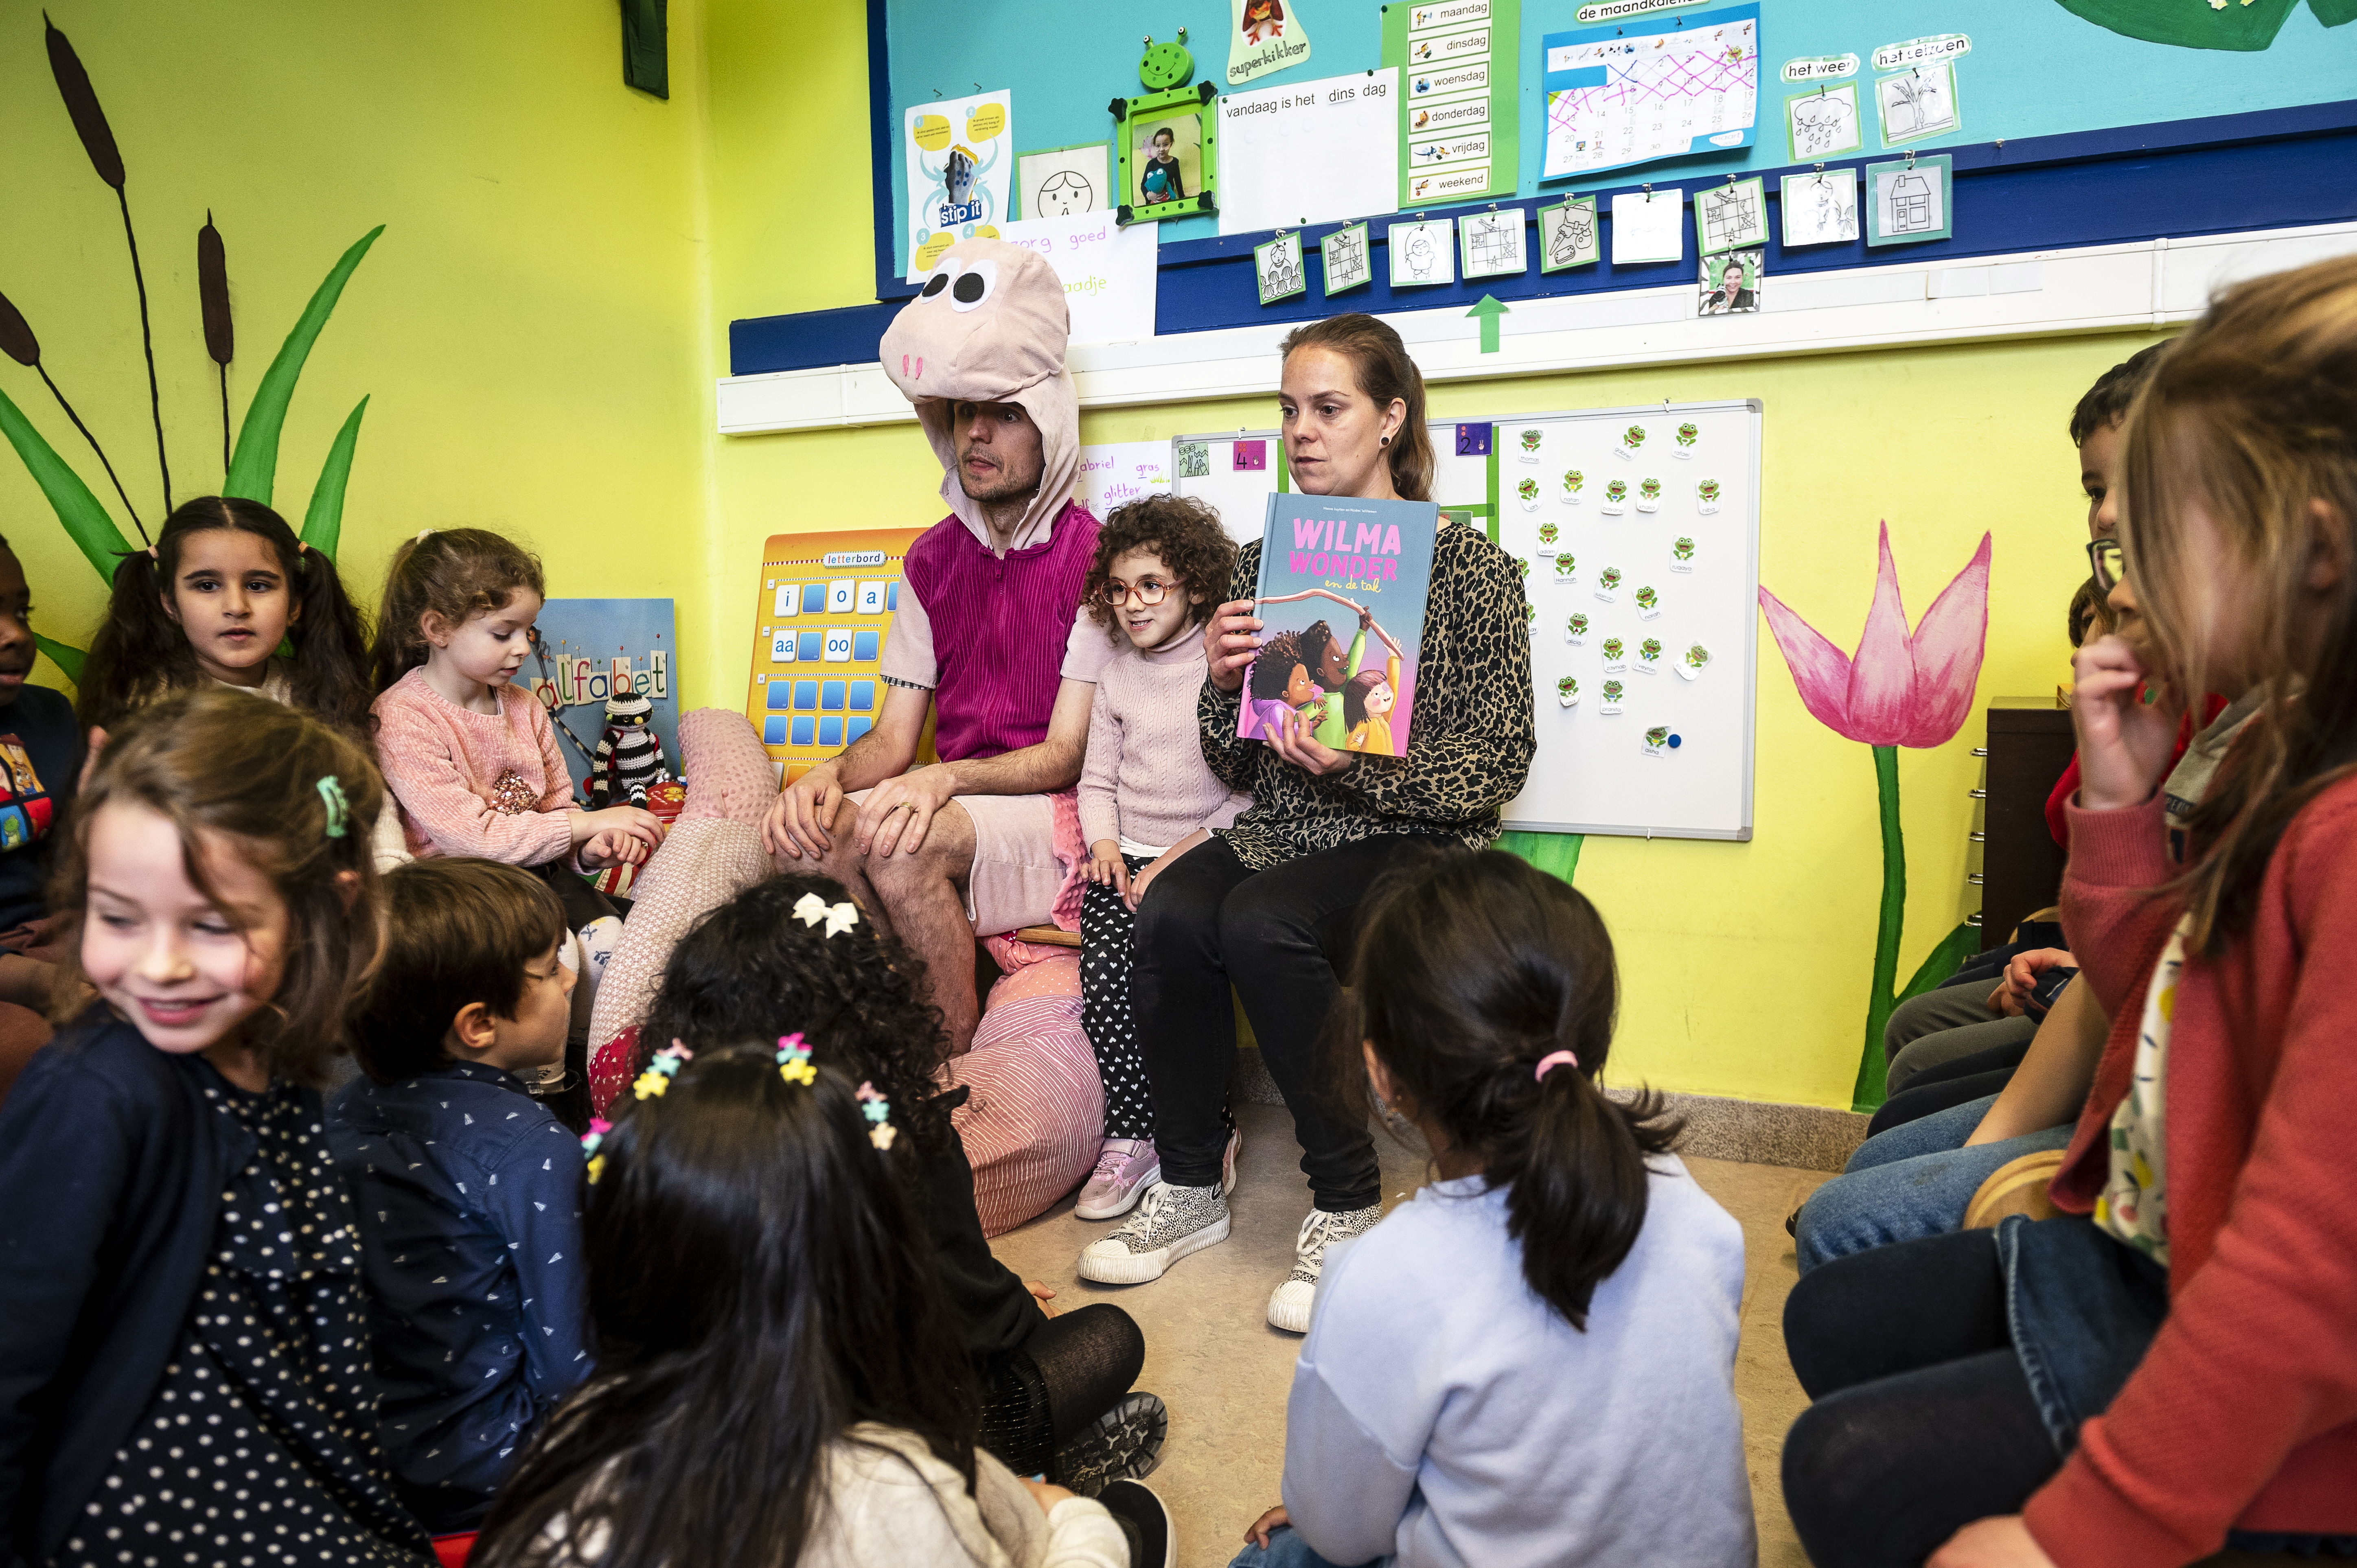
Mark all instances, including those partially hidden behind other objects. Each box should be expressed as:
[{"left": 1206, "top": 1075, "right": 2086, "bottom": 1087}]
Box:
[{"left": 761, "top": 237, "right": 1108, "bottom": 1058}]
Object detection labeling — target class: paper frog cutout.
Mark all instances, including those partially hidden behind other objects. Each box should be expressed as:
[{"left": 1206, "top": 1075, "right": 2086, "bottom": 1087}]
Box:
[{"left": 882, "top": 236, "right": 1071, "bottom": 406}]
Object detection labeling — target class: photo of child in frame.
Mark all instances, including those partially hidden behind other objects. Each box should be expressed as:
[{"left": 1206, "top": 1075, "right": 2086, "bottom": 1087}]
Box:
[{"left": 1137, "top": 117, "right": 1199, "bottom": 206}]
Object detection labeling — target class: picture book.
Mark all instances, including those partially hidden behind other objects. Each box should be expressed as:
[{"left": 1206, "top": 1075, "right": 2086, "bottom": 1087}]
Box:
[{"left": 1237, "top": 493, "right": 1439, "bottom": 757}]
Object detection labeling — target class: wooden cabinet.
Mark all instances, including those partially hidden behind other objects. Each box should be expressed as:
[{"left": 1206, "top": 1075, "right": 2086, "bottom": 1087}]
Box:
[{"left": 1980, "top": 702, "right": 2077, "bottom": 949}]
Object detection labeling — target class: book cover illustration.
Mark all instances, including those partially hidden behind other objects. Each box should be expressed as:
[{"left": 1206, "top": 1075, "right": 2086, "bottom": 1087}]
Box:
[{"left": 1236, "top": 493, "right": 1440, "bottom": 756}]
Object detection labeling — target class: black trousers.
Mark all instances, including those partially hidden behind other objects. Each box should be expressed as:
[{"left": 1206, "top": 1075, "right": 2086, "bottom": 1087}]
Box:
[
  {"left": 978, "top": 1303, "right": 1146, "bottom": 1482},
  {"left": 1080, "top": 858, "right": 1231, "bottom": 1143},
  {"left": 1781, "top": 1232, "right": 2060, "bottom": 1568},
  {"left": 1133, "top": 832, "right": 1437, "bottom": 1211}
]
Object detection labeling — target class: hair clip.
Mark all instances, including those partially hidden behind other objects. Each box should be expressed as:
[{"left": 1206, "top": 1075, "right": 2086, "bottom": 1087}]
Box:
[
  {"left": 316, "top": 775, "right": 350, "bottom": 839},
  {"left": 856, "top": 1079, "right": 898, "bottom": 1152},
  {"left": 631, "top": 1038, "right": 693, "bottom": 1101},
  {"left": 792, "top": 892, "right": 861, "bottom": 937},
  {"left": 776, "top": 1031, "right": 817, "bottom": 1087},
  {"left": 580, "top": 1116, "right": 612, "bottom": 1184},
  {"left": 1534, "top": 1049, "right": 1580, "bottom": 1082}
]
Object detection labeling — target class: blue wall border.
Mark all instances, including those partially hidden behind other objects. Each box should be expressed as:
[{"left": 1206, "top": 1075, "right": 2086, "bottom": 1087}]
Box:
[{"left": 737, "top": 96, "right": 2357, "bottom": 379}]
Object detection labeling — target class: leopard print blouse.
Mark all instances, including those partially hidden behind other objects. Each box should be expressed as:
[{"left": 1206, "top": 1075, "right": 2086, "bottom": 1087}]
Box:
[{"left": 1198, "top": 517, "right": 1537, "bottom": 871}]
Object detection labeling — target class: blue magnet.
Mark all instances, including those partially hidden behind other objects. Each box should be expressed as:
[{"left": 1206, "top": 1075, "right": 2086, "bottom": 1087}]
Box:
[{"left": 1668, "top": 734, "right": 1682, "bottom": 749}]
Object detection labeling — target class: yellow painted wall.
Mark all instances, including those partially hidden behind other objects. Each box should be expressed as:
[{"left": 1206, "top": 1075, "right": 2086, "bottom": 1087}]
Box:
[
  {"left": 0, "top": 0, "right": 2176, "bottom": 1107},
  {"left": 0, "top": 0, "right": 718, "bottom": 688}
]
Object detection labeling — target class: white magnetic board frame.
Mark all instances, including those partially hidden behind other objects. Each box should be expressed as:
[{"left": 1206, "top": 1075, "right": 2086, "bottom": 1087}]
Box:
[
  {"left": 1492, "top": 398, "right": 1761, "bottom": 841},
  {"left": 1172, "top": 430, "right": 1286, "bottom": 547}
]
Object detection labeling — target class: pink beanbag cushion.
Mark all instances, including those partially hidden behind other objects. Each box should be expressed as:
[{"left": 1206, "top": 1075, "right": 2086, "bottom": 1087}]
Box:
[
  {"left": 952, "top": 942, "right": 1103, "bottom": 1237},
  {"left": 585, "top": 710, "right": 778, "bottom": 1086}
]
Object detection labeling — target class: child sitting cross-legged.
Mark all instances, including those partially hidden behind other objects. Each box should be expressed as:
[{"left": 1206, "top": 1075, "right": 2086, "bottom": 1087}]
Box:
[
  {"left": 1234, "top": 850, "right": 1755, "bottom": 1568},
  {"left": 1073, "top": 494, "right": 1250, "bottom": 1218},
  {"left": 469, "top": 1040, "right": 1176, "bottom": 1568},
  {"left": 327, "top": 857, "right": 594, "bottom": 1539}
]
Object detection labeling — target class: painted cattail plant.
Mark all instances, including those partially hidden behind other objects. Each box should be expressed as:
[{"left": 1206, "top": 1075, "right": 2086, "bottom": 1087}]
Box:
[{"left": 0, "top": 15, "right": 384, "bottom": 679}]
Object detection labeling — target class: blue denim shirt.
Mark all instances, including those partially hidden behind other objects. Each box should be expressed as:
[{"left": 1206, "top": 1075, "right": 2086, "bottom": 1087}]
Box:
[{"left": 327, "top": 1062, "right": 592, "bottom": 1533}]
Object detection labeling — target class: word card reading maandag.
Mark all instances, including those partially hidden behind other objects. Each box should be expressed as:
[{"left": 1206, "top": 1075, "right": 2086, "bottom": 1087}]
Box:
[{"left": 743, "top": 527, "right": 931, "bottom": 786}]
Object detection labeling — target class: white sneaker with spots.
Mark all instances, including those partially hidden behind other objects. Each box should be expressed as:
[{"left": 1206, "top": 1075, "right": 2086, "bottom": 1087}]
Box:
[
  {"left": 1078, "top": 1180, "right": 1230, "bottom": 1284},
  {"left": 1265, "top": 1203, "right": 1383, "bottom": 1334}
]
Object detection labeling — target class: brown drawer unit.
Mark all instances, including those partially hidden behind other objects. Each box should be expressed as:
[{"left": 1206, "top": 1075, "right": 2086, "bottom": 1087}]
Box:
[{"left": 1981, "top": 702, "right": 2077, "bottom": 950}]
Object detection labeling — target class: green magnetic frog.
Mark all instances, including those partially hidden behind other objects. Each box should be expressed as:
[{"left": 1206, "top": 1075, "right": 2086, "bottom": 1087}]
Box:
[{"left": 1139, "top": 30, "right": 1193, "bottom": 90}]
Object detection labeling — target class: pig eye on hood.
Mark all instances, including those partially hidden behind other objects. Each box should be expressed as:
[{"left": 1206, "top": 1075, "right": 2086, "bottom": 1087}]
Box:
[{"left": 948, "top": 258, "right": 998, "bottom": 312}]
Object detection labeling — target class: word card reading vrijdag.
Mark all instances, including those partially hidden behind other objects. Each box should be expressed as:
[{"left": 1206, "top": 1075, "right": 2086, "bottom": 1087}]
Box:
[{"left": 742, "top": 528, "right": 932, "bottom": 786}]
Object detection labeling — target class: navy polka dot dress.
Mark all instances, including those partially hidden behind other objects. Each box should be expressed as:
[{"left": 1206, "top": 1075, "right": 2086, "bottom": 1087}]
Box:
[{"left": 54, "top": 1072, "right": 433, "bottom": 1568}]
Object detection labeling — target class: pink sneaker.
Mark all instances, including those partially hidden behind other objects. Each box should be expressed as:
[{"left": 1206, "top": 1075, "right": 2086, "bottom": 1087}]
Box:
[
  {"left": 1077, "top": 1138, "right": 1162, "bottom": 1220},
  {"left": 1222, "top": 1127, "right": 1241, "bottom": 1195}
]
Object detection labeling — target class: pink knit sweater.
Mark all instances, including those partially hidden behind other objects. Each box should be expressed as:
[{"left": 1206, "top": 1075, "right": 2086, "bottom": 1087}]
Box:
[
  {"left": 372, "top": 667, "right": 576, "bottom": 866},
  {"left": 1078, "top": 622, "right": 1249, "bottom": 854}
]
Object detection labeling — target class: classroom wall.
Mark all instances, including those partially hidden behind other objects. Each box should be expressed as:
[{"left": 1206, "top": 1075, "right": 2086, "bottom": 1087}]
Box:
[{"left": 0, "top": 0, "right": 719, "bottom": 689}]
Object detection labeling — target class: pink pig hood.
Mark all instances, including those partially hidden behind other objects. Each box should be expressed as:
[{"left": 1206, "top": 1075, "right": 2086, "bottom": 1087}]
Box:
[{"left": 882, "top": 237, "right": 1081, "bottom": 553}]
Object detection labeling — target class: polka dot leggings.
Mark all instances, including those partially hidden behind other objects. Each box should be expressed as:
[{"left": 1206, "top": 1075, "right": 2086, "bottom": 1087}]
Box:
[{"left": 1080, "top": 859, "right": 1230, "bottom": 1143}]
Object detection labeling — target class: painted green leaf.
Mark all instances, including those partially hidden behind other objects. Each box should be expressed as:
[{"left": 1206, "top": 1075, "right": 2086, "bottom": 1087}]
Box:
[
  {"left": 300, "top": 395, "right": 368, "bottom": 560},
  {"left": 0, "top": 382, "right": 133, "bottom": 583},
  {"left": 1498, "top": 829, "right": 1583, "bottom": 885},
  {"left": 223, "top": 224, "right": 383, "bottom": 506},
  {"left": 2053, "top": 0, "right": 2298, "bottom": 50},
  {"left": 2311, "top": 0, "right": 2357, "bottom": 25},
  {"left": 33, "top": 633, "right": 85, "bottom": 685}
]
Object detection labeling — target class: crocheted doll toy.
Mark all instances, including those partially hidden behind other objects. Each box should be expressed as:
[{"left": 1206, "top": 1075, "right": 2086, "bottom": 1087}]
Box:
[{"left": 587, "top": 688, "right": 672, "bottom": 809}]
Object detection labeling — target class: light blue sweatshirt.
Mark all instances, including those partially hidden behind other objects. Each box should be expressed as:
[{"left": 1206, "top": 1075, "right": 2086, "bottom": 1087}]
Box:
[{"left": 1281, "top": 1160, "right": 1755, "bottom": 1568}]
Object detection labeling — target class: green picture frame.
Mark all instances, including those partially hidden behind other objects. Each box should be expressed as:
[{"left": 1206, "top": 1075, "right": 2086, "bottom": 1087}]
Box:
[{"left": 1113, "top": 82, "right": 1218, "bottom": 225}]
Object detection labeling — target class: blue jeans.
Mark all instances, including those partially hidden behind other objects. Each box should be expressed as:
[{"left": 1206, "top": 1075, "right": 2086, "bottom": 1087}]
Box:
[
  {"left": 1228, "top": 1526, "right": 1373, "bottom": 1568},
  {"left": 1794, "top": 1095, "right": 2074, "bottom": 1274}
]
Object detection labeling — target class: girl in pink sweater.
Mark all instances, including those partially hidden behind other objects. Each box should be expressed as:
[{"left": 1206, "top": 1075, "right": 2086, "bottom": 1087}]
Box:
[
  {"left": 1073, "top": 497, "right": 1249, "bottom": 1220},
  {"left": 369, "top": 529, "right": 664, "bottom": 1121}
]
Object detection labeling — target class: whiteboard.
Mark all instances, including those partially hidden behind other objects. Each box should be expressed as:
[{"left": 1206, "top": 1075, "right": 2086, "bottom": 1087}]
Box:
[
  {"left": 1172, "top": 430, "right": 1284, "bottom": 547},
  {"left": 1495, "top": 400, "right": 1761, "bottom": 840}
]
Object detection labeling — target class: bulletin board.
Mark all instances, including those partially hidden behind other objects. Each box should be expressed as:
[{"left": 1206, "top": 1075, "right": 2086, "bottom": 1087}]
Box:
[
  {"left": 740, "top": 527, "right": 933, "bottom": 786},
  {"left": 1492, "top": 399, "right": 1761, "bottom": 840}
]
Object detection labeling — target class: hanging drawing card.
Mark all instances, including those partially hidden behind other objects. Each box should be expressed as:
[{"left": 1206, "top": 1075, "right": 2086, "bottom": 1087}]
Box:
[
  {"left": 1541, "top": 3, "right": 1758, "bottom": 180},
  {"left": 1388, "top": 218, "right": 1457, "bottom": 287},
  {"left": 1699, "top": 249, "right": 1762, "bottom": 315},
  {"left": 1779, "top": 167, "right": 1859, "bottom": 248},
  {"left": 904, "top": 90, "right": 1014, "bottom": 280},
  {"left": 1875, "top": 63, "right": 1961, "bottom": 147},
  {"left": 1785, "top": 83, "right": 1862, "bottom": 161},
  {"left": 1216, "top": 70, "right": 1399, "bottom": 237},
  {"left": 1538, "top": 197, "right": 1599, "bottom": 273},
  {"left": 1115, "top": 84, "right": 1218, "bottom": 224},
  {"left": 1255, "top": 230, "right": 1308, "bottom": 304},
  {"left": 1609, "top": 189, "right": 1685, "bottom": 266},
  {"left": 1866, "top": 155, "right": 1952, "bottom": 246},
  {"left": 1459, "top": 206, "right": 1528, "bottom": 280},
  {"left": 1321, "top": 221, "right": 1373, "bottom": 295},
  {"left": 1239, "top": 493, "right": 1441, "bottom": 757},
  {"left": 1017, "top": 142, "right": 1110, "bottom": 218},
  {"left": 1695, "top": 177, "right": 1768, "bottom": 255}
]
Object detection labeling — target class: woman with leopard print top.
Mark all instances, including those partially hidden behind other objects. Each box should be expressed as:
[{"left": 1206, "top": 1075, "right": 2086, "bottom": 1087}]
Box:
[{"left": 1076, "top": 313, "right": 1536, "bottom": 1331}]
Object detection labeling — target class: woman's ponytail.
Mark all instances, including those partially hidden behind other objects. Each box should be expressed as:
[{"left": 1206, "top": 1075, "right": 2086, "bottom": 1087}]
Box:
[{"left": 1346, "top": 849, "right": 1682, "bottom": 1330}]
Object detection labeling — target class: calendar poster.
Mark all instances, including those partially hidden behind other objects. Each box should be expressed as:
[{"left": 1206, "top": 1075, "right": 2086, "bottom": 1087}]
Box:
[{"left": 1542, "top": 4, "right": 1759, "bottom": 180}]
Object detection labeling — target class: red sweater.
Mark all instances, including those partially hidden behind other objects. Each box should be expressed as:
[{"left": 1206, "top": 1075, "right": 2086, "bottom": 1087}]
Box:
[{"left": 2026, "top": 778, "right": 2357, "bottom": 1565}]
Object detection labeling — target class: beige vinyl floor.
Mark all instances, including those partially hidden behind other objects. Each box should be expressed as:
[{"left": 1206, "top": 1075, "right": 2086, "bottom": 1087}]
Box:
[{"left": 990, "top": 1100, "right": 1831, "bottom": 1568}]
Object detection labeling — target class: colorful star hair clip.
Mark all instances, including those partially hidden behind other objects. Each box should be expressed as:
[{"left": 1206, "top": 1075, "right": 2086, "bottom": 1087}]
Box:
[
  {"left": 631, "top": 1038, "right": 694, "bottom": 1102},
  {"left": 777, "top": 1031, "right": 817, "bottom": 1087},
  {"left": 580, "top": 1117, "right": 613, "bottom": 1183},
  {"left": 856, "top": 1079, "right": 898, "bottom": 1152}
]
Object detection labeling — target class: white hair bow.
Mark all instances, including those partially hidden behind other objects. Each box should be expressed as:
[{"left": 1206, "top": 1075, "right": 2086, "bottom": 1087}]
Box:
[{"left": 792, "top": 892, "right": 861, "bottom": 938}]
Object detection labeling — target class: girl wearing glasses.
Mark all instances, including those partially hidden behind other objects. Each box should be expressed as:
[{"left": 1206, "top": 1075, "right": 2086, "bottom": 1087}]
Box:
[{"left": 1070, "top": 495, "right": 1252, "bottom": 1220}]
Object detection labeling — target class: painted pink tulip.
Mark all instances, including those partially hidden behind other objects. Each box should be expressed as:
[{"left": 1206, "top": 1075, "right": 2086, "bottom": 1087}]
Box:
[{"left": 1758, "top": 522, "right": 1992, "bottom": 748}]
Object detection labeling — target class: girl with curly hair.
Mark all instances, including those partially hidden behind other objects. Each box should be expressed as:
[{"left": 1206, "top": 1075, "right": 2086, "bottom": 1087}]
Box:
[
  {"left": 1074, "top": 496, "right": 1249, "bottom": 1219},
  {"left": 622, "top": 873, "right": 1169, "bottom": 1499}
]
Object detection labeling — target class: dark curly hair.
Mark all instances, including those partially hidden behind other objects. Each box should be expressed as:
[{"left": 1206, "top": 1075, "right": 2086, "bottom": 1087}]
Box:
[
  {"left": 1249, "top": 627, "right": 1306, "bottom": 701},
  {"left": 635, "top": 873, "right": 954, "bottom": 1163},
  {"left": 1082, "top": 493, "right": 1239, "bottom": 639}
]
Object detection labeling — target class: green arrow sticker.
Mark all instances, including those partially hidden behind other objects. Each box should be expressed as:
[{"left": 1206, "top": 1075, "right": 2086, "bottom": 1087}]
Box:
[{"left": 1467, "top": 293, "right": 1509, "bottom": 354}]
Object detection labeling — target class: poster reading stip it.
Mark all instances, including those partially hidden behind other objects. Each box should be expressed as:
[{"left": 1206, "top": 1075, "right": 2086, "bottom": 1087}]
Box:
[{"left": 905, "top": 89, "right": 1012, "bottom": 280}]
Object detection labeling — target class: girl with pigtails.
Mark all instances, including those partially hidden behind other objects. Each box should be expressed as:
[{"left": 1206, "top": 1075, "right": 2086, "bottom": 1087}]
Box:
[
  {"left": 74, "top": 494, "right": 406, "bottom": 868},
  {"left": 1233, "top": 850, "right": 1755, "bottom": 1568}
]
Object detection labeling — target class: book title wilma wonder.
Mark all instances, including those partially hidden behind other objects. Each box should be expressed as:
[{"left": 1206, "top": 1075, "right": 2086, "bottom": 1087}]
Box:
[{"left": 1237, "top": 493, "right": 1439, "bottom": 756}]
